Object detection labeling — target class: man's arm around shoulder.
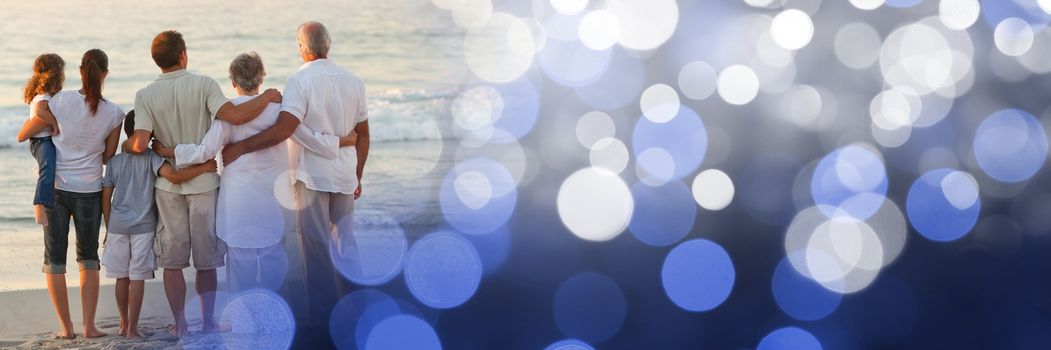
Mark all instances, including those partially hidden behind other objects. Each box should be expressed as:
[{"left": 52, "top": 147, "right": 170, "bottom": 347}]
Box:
[
  {"left": 215, "top": 89, "right": 282, "bottom": 125},
  {"left": 222, "top": 112, "right": 299, "bottom": 165}
]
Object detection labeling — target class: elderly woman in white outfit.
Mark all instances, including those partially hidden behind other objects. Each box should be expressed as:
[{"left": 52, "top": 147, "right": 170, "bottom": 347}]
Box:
[{"left": 154, "top": 52, "right": 357, "bottom": 292}]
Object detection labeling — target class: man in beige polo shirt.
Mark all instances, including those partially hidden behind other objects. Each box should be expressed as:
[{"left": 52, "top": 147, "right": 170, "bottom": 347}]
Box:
[{"left": 124, "top": 30, "right": 280, "bottom": 336}]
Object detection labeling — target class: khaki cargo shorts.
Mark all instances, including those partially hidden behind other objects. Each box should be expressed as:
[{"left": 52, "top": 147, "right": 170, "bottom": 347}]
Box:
[{"left": 154, "top": 188, "right": 227, "bottom": 270}]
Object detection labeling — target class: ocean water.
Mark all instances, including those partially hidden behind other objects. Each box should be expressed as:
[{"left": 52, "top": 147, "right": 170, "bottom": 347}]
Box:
[
  {"left": 0, "top": 0, "right": 466, "bottom": 144},
  {"left": 0, "top": 0, "right": 463, "bottom": 290}
]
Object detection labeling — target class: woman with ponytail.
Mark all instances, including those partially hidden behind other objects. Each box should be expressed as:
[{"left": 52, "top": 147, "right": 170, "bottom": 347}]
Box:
[
  {"left": 16, "top": 54, "right": 64, "bottom": 228},
  {"left": 21, "top": 49, "right": 125, "bottom": 340}
]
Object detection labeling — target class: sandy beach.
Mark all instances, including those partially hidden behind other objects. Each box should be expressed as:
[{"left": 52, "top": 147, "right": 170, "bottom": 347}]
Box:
[
  {"left": 0, "top": 280, "right": 317, "bottom": 349},
  {"left": 1, "top": 281, "right": 195, "bottom": 349}
]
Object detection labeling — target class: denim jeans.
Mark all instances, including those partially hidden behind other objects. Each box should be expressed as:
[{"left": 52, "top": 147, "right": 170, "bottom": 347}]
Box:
[
  {"left": 29, "top": 137, "right": 56, "bottom": 208},
  {"left": 42, "top": 190, "right": 102, "bottom": 274}
]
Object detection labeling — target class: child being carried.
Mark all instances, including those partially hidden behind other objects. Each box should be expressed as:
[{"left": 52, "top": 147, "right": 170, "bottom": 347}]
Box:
[{"left": 15, "top": 54, "right": 64, "bottom": 226}]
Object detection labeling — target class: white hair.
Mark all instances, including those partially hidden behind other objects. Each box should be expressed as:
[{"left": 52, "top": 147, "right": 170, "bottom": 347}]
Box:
[{"left": 228, "top": 51, "right": 265, "bottom": 92}]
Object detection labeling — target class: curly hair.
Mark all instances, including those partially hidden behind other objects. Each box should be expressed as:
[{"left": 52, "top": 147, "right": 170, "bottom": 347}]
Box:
[{"left": 22, "top": 53, "right": 65, "bottom": 104}]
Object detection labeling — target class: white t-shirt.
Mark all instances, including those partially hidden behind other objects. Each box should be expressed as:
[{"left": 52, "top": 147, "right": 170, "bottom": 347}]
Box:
[
  {"left": 49, "top": 90, "right": 125, "bottom": 193},
  {"left": 281, "top": 59, "right": 369, "bottom": 195},
  {"left": 30, "top": 94, "right": 53, "bottom": 138}
]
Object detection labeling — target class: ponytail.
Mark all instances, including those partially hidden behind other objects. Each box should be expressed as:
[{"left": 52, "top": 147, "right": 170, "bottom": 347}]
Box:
[{"left": 80, "top": 49, "right": 109, "bottom": 115}]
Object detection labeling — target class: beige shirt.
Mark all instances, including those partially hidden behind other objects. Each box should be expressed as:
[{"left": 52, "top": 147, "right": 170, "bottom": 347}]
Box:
[
  {"left": 281, "top": 59, "right": 368, "bottom": 194},
  {"left": 134, "top": 69, "right": 228, "bottom": 194}
]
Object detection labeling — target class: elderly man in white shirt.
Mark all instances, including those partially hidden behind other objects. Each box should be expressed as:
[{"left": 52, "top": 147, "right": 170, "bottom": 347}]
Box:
[{"left": 220, "top": 21, "right": 369, "bottom": 341}]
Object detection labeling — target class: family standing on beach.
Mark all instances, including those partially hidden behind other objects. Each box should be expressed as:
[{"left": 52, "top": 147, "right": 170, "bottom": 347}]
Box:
[{"left": 15, "top": 21, "right": 370, "bottom": 345}]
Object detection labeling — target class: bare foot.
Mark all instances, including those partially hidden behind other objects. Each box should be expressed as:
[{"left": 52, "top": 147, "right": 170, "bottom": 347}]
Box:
[
  {"left": 55, "top": 324, "right": 75, "bottom": 339},
  {"left": 168, "top": 324, "right": 189, "bottom": 337},
  {"left": 202, "top": 321, "right": 231, "bottom": 334},
  {"left": 126, "top": 330, "right": 143, "bottom": 340},
  {"left": 34, "top": 205, "right": 48, "bottom": 226},
  {"left": 54, "top": 328, "right": 76, "bottom": 340},
  {"left": 83, "top": 326, "right": 108, "bottom": 338},
  {"left": 118, "top": 320, "right": 127, "bottom": 337}
]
